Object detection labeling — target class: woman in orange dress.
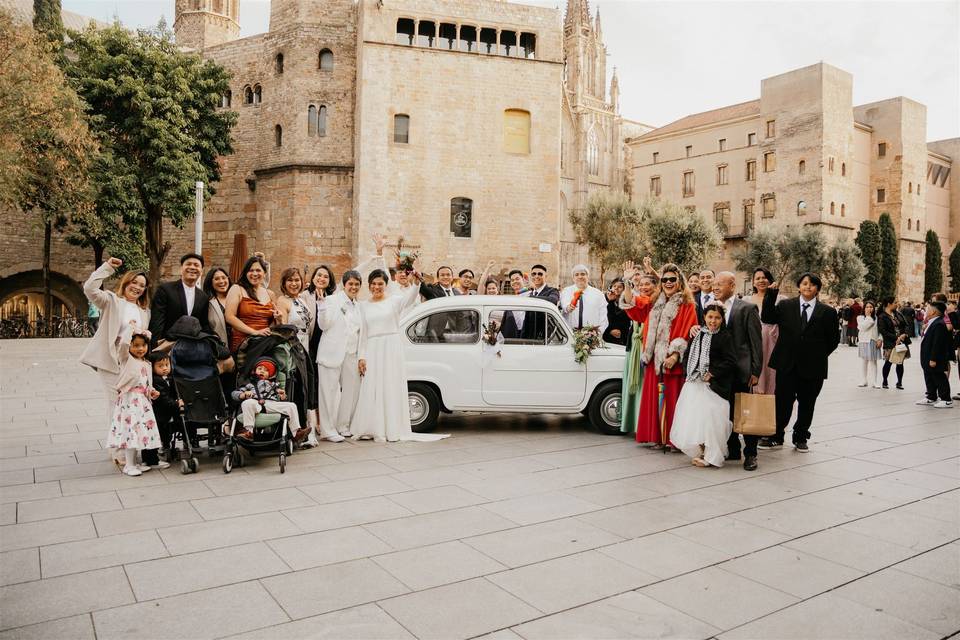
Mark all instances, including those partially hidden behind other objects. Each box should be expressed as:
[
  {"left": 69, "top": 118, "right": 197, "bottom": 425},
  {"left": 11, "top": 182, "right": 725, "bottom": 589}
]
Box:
[
  {"left": 622, "top": 261, "right": 699, "bottom": 449},
  {"left": 225, "top": 256, "right": 278, "bottom": 353}
]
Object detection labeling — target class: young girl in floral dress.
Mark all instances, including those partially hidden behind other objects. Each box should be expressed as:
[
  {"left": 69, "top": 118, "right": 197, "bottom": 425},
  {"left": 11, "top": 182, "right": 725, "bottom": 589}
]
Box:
[{"left": 108, "top": 331, "right": 162, "bottom": 477}]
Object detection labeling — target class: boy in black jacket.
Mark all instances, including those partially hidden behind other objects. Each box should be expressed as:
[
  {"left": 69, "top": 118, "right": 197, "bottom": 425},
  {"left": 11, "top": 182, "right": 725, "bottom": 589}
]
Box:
[
  {"left": 144, "top": 352, "right": 179, "bottom": 467},
  {"left": 917, "top": 300, "right": 953, "bottom": 408}
]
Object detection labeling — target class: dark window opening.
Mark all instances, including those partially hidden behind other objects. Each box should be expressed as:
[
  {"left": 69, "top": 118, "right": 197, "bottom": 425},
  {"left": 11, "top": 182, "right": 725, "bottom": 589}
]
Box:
[
  {"left": 417, "top": 20, "right": 435, "bottom": 47},
  {"left": 439, "top": 23, "right": 456, "bottom": 50},
  {"left": 480, "top": 28, "right": 497, "bottom": 54},
  {"left": 243, "top": 86, "right": 253, "bottom": 104},
  {"left": 394, "top": 114, "right": 409, "bottom": 144},
  {"left": 275, "top": 53, "right": 283, "bottom": 74},
  {"left": 450, "top": 197, "right": 473, "bottom": 238},
  {"left": 520, "top": 32, "right": 536, "bottom": 59},
  {"left": 459, "top": 25, "right": 477, "bottom": 52},
  {"left": 274, "top": 124, "right": 282, "bottom": 147},
  {"left": 406, "top": 310, "right": 480, "bottom": 344},
  {"left": 499, "top": 30, "right": 517, "bottom": 56},
  {"left": 253, "top": 85, "right": 262, "bottom": 105},
  {"left": 319, "top": 49, "right": 333, "bottom": 70},
  {"left": 396, "top": 18, "right": 415, "bottom": 45},
  {"left": 317, "top": 105, "right": 327, "bottom": 137}
]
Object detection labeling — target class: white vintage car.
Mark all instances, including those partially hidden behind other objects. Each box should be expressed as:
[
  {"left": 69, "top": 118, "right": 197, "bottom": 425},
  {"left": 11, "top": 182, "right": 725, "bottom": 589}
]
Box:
[{"left": 402, "top": 295, "right": 625, "bottom": 434}]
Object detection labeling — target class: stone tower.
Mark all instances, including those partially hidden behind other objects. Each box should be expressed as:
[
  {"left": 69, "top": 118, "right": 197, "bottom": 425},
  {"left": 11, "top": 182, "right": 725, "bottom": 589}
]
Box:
[{"left": 174, "top": 0, "right": 240, "bottom": 51}]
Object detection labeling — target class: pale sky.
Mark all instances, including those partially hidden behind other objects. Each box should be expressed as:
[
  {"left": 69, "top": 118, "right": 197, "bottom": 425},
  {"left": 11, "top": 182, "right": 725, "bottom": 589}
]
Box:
[{"left": 64, "top": 0, "right": 959, "bottom": 141}]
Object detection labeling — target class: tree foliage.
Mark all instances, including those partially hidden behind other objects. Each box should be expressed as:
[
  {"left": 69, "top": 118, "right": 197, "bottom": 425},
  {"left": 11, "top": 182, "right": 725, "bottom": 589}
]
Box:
[
  {"left": 637, "top": 199, "right": 722, "bottom": 276},
  {"left": 825, "top": 239, "right": 867, "bottom": 300},
  {"left": 877, "top": 213, "right": 898, "bottom": 300},
  {"left": 569, "top": 191, "right": 645, "bottom": 280},
  {"left": 855, "top": 220, "right": 882, "bottom": 299},
  {"left": 0, "top": 11, "right": 94, "bottom": 225},
  {"left": 33, "top": 0, "right": 64, "bottom": 47},
  {"left": 923, "top": 230, "right": 943, "bottom": 300},
  {"left": 733, "top": 226, "right": 782, "bottom": 282},
  {"left": 949, "top": 242, "right": 960, "bottom": 294},
  {"left": 65, "top": 21, "right": 236, "bottom": 280}
]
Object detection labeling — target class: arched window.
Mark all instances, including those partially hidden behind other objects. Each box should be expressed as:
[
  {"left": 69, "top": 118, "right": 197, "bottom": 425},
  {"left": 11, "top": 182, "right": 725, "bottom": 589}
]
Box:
[
  {"left": 243, "top": 85, "right": 253, "bottom": 104},
  {"left": 797, "top": 200, "right": 807, "bottom": 215},
  {"left": 908, "top": 219, "right": 912, "bottom": 230},
  {"left": 274, "top": 124, "right": 282, "bottom": 147},
  {"left": 394, "top": 114, "right": 409, "bottom": 144},
  {"left": 841, "top": 162, "right": 846, "bottom": 177},
  {"left": 830, "top": 201, "right": 835, "bottom": 215},
  {"left": 587, "top": 127, "right": 600, "bottom": 176},
  {"left": 253, "top": 85, "right": 262, "bottom": 105},
  {"left": 503, "top": 109, "right": 530, "bottom": 154},
  {"left": 840, "top": 203, "right": 845, "bottom": 217},
  {"left": 221, "top": 89, "right": 231, "bottom": 108},
  {"left": 798, "top": 160, "right": 806, "bottom": 175},
  {"left": 450, "top": 197, "right": 473, "bottom": 238},
  {"left": 396, "top": 19, "right": 414, "bottom": 46},
  {"left": 317, "top": 105, "right": 327, "bottom": 137},
  {"left": 908, "top": 181, "right": 913, "bottom": 193},
  {"left": 307, "top": 105, "right": 318, "bottom": 136},
  {"left": 275, "top": 53, "right": 284, "bottom": 74},
  {"left": 319, "top": 49, "right": 334, "bottom": 71}
]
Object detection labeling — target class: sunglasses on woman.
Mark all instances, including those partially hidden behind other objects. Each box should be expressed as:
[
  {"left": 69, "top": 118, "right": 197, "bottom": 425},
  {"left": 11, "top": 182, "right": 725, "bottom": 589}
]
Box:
[{"left": 660, "top": 276, "right": 678, "bottom": 284}]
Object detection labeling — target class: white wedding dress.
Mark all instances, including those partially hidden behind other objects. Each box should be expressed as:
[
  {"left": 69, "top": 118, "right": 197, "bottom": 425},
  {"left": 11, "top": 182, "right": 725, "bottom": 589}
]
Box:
[{"left": 350, "top": 284, "right": 449, "bottom": 442}]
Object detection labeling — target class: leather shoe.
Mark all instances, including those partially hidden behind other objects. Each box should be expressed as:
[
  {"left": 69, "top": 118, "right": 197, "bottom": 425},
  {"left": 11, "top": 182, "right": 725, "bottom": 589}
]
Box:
[
  {"left": 794, "top": 440, "right": 809, "bottom": 452},
  {"left": 743, "top": 455, "right": 758, "bottom": 471}
]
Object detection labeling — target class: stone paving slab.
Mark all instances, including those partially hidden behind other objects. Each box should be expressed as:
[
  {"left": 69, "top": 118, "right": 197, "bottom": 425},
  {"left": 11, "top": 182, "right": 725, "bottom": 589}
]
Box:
[{"left": 0, "top": 339, "right": 958, "bottom": 639}]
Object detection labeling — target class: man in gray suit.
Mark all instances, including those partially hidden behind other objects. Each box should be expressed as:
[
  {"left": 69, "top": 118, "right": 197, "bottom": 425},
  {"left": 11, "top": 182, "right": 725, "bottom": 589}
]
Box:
[{"left": 714, "top": 272, "right": 763, "bottom": 470}]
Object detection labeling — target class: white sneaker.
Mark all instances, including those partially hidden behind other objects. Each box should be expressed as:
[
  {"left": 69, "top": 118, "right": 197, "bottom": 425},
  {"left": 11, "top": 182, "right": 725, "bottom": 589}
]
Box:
[
  {"left": 340, "top": 431, "right": 353, "bottom": 438},
  {"left": 933, "top": 400, "right": 954, "bottom": 409},
  {"left": 136, "top": 464, "right": 152, "bottom": 472},
  {"left": 149, "top": 461, "right": 171, "bottom": 470},
  {"left": 872, "top": 384, "right": 883, "bottom": 389},
  {"left": 323, "top": 434, "right": 345, "bottom": 443},
  {"left": 915, "top": 398, "right": 936, "bottom": 406},
  {"left": 122, "top": 465, "right": 142, "bottom": 477}
]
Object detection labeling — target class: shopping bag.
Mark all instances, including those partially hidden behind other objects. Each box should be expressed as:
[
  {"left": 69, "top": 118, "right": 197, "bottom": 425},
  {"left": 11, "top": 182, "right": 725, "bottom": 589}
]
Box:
[{"left": 733, "top": 392, "right": 776, "bottom": 436}]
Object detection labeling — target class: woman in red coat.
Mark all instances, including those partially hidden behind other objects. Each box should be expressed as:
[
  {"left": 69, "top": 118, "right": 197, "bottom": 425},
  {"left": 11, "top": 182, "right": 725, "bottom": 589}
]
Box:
[{"left": 622, "top": 262, "right": 699, "bottom": 448}]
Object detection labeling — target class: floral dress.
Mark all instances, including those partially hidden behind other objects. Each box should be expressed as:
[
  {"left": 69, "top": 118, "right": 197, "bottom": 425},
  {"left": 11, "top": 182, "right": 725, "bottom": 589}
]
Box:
[{"left": 107, "top": 356, "right": 161, "bottom": 450}]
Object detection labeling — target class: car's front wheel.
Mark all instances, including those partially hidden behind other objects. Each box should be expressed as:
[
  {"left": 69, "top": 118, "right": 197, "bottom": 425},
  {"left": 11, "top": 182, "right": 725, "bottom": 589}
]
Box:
[
  {"left": 408, "top": 382, "right": 440, "bottom": 433},
  {"left": 587, "top": 380, "right": 623, "bottom": 435}
]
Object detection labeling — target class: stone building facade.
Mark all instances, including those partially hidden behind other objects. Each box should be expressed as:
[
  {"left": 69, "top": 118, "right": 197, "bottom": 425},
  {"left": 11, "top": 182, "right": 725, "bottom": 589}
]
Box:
[{"left": 627, "top": 63, "right": 958, "bottom": 297}]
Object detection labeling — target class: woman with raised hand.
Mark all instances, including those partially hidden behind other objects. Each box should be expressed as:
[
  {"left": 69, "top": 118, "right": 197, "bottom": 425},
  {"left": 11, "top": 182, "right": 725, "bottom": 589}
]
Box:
[
  {"left": 276, "top": 267, "right": 312, "bottom": 352},
  {"left": 748, "top": 267, "right": 782, "bottom": 394}
]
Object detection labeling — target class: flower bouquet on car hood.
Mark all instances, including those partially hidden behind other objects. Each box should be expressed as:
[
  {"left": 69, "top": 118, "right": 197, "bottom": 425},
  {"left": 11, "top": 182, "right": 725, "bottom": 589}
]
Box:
[{"left": 573, "top": 325, "right": 602, "bottom": 364}]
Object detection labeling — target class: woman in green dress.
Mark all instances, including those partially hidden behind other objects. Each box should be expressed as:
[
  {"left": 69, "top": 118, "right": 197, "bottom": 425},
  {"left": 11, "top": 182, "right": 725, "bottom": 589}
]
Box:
[{"left": 619, "top": 269, "right": 657, "bottom": 434}]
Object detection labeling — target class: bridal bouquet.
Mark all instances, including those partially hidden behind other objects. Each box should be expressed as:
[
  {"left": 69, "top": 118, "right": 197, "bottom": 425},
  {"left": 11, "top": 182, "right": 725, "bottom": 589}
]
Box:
[
  {"left": 394, "top": 236, "right": 419, "bottom": 272},
  {"left": 573, "top": 326, "right": 602, "bottom": 364}
]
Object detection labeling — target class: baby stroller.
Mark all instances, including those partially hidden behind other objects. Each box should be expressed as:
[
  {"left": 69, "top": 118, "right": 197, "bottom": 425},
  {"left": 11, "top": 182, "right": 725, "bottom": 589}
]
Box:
[
  {"left": 224, "top": 325, "right": 315, "bottom": 474},
  {"left": 167, "top": 317, "right": 230, "bottom": 474}
]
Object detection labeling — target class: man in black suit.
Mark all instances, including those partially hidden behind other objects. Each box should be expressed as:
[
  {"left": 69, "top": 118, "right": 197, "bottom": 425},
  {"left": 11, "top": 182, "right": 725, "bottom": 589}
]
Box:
[
  {"left": 713, "top": 272, "right": 763, "bottom": 470},
  {"left": 499, "top": 270, "right": 528, "bottom": 340},
  {"left": 759, "top": 272, "right": 840, "bottom": 452},
  {"left": 419, "top": 265, "right": 461, "bottom": 300},
  {"left": 149, "top": 253, "right": 211, "bottom": 349},
  {"left": 917, "top": 300, "right": 953, "bottom": 407},
  {"left": 694, "top": 269, "right": 716, "bottom": 324},
  {"left": 524, "top": 264, "right": 560, "bottom": 341}
]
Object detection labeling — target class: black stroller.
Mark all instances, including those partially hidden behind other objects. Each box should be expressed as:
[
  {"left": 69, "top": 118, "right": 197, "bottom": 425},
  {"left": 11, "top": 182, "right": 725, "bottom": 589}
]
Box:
[
  {"left": 167, "top": 317, "right": 231, "bottom": 474},
  {"left": 223, "top": 325, "right": 316, "bottom": 474}
]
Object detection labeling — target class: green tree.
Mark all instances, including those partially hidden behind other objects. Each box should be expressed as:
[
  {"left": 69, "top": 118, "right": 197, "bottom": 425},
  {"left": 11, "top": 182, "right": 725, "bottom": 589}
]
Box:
[
  {"left": 778, "top": 225, "right": 828, "bottom": 287},
  {"left": 855, "top": 220, "right": 882, "bottom": 299},
  {"left": 65, "top": 21, "right": 236, "bottom": 281},
  {"left": 733, "top": 226, "right": 783, "bottom": 282},
  {"left": 877, "top": 212, "right": 898, "bottom": 300},
  {"left": 825, "top": 239, "right": 867, "bottom": 299},
  {"left": 569, "top": 191, "right": 645, "bottom": 283},
  {"left": 33, "top": 0, "right": 63, "bottom": 47},
  {"left": 923, "top": 230, "right": 943, "bottom": 300},
  {"left": 638, "top": 200, "right": 722, "bottom": 276},
  {"left": 949, "top": 242, "right": 960, "bottom": 293}
]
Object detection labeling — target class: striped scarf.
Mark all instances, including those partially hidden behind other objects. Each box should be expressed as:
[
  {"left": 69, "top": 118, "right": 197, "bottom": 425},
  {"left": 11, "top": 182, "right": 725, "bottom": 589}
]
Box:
[{"left": 686, "top": 328, "right": 717, "bottom": 381}]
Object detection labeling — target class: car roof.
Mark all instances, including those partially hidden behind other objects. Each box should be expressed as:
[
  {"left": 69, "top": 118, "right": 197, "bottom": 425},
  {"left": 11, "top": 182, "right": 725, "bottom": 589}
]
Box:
[{"left": 412, "top": 295, "right": 561, "bottom": 311}]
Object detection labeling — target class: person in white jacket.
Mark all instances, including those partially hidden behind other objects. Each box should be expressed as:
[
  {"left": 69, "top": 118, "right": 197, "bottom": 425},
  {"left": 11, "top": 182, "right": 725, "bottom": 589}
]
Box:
[
  {"left": 856, "top": 300, "right": 883, "bottom": 388},
  {"left": 559, "top": 264, "right": 609, "bottom": 335}
]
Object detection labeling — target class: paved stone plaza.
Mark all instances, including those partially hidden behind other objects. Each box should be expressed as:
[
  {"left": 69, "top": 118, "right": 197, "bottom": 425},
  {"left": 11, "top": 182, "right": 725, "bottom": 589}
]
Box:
[{"left": 0, "top": 339, "right": 957, "bottom": 639}]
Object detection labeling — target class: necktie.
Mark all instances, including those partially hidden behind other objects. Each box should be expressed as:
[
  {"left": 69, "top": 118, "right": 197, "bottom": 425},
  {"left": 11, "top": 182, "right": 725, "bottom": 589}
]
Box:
[
  {"left": 577, "top": 296, "right": 584, "bottom": 330},
  {"left": 801, "top": 303, "right": 810, "bottom": 330}
]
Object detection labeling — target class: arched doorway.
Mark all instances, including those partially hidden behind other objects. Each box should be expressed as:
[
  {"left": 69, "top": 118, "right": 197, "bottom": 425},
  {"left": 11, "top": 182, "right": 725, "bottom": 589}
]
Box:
[{"left": 0, "top": 271, "right": 87, "bottom": 323}]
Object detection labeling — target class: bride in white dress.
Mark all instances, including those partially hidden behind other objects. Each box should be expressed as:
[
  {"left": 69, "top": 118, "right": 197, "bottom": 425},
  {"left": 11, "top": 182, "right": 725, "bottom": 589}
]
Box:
[{"left": 350, "top": 268, "right": 450, "bottom": 442}]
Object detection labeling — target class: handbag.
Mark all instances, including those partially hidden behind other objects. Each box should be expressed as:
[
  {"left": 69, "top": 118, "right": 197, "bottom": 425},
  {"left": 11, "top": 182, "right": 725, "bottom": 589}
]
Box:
[
  {"left": 888, "top": 343, "right": 908, "bottom": 365},
  {"left": 733, "top": 391, "right": 776, "bottom": 436}
]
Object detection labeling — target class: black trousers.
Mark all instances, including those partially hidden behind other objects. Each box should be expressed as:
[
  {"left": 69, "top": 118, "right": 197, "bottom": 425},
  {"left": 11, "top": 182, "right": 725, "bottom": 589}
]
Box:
[
  {"left": 140, "top": 416, "right": 174, "bottom": 465},
  {"left": 923, "top": 368, "right": 951, "bottom": 401},
  {"left": 727, "top": 379, "right": 759, "bottom": 457},
  {"left": 774, "top": 369, "right": 824, "bottom": 444}
]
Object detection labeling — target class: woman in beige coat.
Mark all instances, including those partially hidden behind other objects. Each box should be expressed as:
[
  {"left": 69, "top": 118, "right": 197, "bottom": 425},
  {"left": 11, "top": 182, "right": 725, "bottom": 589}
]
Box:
[{"left": 80, "top": 258, "right": 152, "bottom": 426}]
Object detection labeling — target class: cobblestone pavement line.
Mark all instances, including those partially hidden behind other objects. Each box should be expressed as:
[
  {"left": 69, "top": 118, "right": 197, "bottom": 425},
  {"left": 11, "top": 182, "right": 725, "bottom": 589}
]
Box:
[{"left": 0, "top": 339, "right": 957, "bottom": 639}]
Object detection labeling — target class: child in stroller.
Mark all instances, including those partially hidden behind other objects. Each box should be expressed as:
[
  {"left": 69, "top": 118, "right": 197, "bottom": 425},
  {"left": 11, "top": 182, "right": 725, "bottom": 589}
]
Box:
[{"left": 230, "top": 357, "right": 303, "bottom": 441}]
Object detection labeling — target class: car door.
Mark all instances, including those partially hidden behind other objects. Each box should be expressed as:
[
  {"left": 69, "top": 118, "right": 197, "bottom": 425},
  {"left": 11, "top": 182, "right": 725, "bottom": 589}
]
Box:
[
  {"left": 404, "top": 307, "right": 482, "bottom": 408},
  {"left": 481, "top": 306, "right": 585, "bottom": 407}
]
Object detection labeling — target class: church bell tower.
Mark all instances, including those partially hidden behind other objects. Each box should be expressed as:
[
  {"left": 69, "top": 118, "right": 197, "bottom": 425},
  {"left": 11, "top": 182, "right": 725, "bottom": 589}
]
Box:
[{"left": 174, "top": 0, "right": 240, "bottom": 51}]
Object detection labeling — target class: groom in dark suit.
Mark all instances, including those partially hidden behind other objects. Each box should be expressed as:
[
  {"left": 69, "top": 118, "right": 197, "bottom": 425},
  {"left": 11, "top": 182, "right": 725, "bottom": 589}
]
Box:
[
  {"left": 149, "top": 253, "right": 211, "bottom": 348},
  {"left": 713, "top": 272, "right": 763, "bottom": 470},
  {"left": 760, "top": 272, "right": 840, "bottom": 452}
]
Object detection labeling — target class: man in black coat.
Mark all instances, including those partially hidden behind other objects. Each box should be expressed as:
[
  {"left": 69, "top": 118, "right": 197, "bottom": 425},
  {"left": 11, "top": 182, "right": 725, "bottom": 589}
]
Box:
[
  {"left": 759, "top": 272, "right": 840, "bottom": 452},
  {"left": 419, "top": 265, "right": 462, "bottom": 300},
  {"left": 714, "top": 272, "right": 763, "bottom": 470},
  {"left": 149, "top": 253, "right": 211, "bottom": 349},
  {"left": 917, "top": 300, "right": 953, "bottom": 407}
]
